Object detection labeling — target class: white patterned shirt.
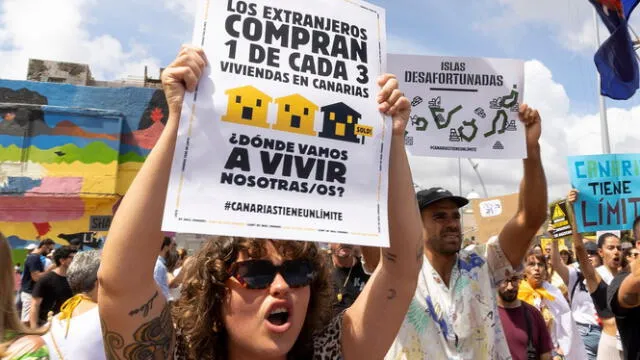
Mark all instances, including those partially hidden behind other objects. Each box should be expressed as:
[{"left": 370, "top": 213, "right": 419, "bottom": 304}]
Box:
[{"left": 385, "top": 237, "right": 515, "bottom": 360}]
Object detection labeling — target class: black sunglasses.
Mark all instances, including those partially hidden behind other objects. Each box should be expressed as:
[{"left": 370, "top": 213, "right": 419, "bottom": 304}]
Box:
[{"left": 228, "top": 259, "right": 315, "bottom": 289}]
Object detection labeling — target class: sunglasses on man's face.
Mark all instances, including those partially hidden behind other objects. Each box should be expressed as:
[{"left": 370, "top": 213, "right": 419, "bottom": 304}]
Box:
[{"left": 228, "top": 259, "right": 315, "bottom": 289}]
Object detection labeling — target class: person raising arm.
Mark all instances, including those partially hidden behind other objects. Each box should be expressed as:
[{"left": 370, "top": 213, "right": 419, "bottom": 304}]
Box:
[
  {"left": 97, "top": 46, "right": 422, "bottom": 360},
  {"left": 559, "top": 190, "right": 620, "bottom": 360},
  {"left": 607, "top": 245, "right": 640, "bottom": 360}
]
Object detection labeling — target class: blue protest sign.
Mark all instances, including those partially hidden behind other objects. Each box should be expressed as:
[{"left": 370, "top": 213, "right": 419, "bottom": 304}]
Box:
[{"left": 568, "top": 154, "right": 640, "bottom": 232}]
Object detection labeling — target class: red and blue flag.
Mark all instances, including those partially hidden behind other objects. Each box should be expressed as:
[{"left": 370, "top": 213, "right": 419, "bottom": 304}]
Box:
[{"left": 590, "top": 0, "right": 640, "bottom": 100}]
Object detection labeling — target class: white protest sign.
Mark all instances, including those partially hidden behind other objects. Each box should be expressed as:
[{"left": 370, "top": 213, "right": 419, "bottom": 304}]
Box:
[
  {"left": 388, "top": 54, "right": 525, "bottom": 159},
  {"left": 479, "top": 199, "right": 503, "bottom": 218},
  {"left": 162, "top": 0, "right": 390, "bottom": 246}
]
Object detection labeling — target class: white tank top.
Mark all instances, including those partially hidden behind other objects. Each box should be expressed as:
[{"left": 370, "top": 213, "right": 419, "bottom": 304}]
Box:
[{"left": 42, "top": 307, "right": 106, "bottom": 360}]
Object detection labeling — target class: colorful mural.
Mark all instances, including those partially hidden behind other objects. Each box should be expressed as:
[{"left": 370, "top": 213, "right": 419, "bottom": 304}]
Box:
[{"left": 0, "top": 80, "right": 168, "bottom": 248}]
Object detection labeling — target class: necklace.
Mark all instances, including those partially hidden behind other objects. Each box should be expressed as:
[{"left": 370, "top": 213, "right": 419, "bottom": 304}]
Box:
[{"left": 336, "top": 260, "right": 354, "bottom": 302}]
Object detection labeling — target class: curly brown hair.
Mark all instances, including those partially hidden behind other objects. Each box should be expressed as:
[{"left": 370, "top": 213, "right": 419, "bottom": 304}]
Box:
[{"left": 171, "top": 237, "right": 332, "bottom": 360}]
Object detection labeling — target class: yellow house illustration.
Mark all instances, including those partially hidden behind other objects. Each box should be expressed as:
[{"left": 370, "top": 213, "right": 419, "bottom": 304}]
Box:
[
  {"left": 222, "top": 85, "right": 272, "bottom": 128},
  {"left": 272, "top": 94, "right": 318, "bottom": 136}
]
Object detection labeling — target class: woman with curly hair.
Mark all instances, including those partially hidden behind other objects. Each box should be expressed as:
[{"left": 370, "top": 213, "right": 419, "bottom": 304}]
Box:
[
  {"left": 98, "top": 45, "right": 423, "bottom": 360},
  {"left": 0, "top": 233, "right": 48, "bottom": 359}
]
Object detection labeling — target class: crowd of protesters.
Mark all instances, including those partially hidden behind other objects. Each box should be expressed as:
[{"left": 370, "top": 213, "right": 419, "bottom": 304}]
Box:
[{"left": 0, "top": 45, "right": 639, "bottom": 360}]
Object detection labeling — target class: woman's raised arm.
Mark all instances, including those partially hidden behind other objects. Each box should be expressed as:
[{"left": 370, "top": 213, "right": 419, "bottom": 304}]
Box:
[
  {"left": 97, "top": 46, "right": 206, "bottom": 359},
  {"left": 341, "top": 74, "right": 423, "bottom": 359}
]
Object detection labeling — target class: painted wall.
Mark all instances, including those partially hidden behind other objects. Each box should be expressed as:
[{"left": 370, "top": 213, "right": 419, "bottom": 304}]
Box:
[{"left": 0, "top": 80, "right": 168, "bottom": 248}]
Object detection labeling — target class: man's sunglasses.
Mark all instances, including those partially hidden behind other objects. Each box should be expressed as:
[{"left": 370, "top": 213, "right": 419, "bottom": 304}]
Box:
[{"left": 228, "top": 259, "right": 315, "bottom": 289}]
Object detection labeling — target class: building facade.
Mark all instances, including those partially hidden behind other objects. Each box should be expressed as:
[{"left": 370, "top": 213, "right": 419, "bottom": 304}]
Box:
[{"left": 1, "top": 59, "right": 166, "bottom": 248}]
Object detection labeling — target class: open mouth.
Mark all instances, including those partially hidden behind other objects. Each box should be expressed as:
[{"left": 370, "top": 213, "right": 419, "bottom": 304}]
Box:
[{"left": 266, "top": 307, "right": 290, "bottom": 326}]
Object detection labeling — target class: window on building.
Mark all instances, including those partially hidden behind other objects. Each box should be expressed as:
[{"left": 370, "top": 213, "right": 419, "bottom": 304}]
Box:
[
  {"left": 347, "top": 115, "right": 353, "bottom": 124},
  {"left": 285, "top": 104, "right": 290, "bottom": 112},
  {"left": 256, "top": 99, "right": 262, "bottom": 107},
  {"left": 47, "top": 77, "right": 66, "bottom": 83},
  {"left": 236, "top": 95, "right": 242, "bottom": 103},
  {"left": 329, "top": 112, "right": 335, "bottom": 120},
  {"left": 304, "top": 108, "right": 309, "bottom": 116}
]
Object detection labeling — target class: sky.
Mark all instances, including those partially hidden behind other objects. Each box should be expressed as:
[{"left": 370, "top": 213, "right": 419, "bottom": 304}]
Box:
[{"left": 2, "top": 0, "right": 640, "bottom": 201}]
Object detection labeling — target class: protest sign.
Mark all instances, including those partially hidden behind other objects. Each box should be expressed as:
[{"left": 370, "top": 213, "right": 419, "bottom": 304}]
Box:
[
  {"left": 540, "top": 237, "right": 570, "bottom": 253},
  {"left": 568, "top": 154, "right": 640, "bottom": 232},
  {"left": 550, "top": 201, "right": 573, "bottom": 239},
  {"left": 162, "top": 0, "right": 389, "bottom": 246},
  {"left": 471, "top": 193, "right": 519, "bottom": 243},
  {"left": 388, "top": 54, "right": 525, "bottom": 159}
]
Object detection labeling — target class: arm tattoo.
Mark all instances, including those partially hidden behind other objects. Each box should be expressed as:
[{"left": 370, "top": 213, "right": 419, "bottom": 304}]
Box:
[
  {"left": 101, "top": 318, "right": 124, "bottom": 360},
  {"left": 102, "top": 304, "right": 175, "bottom": 360},
  {"left": 622, "top": 292, "right": 640, "bottom": 307},
  {"left": 129, "top": 291, "right": 158, "bottom": 317},
  {"left": 387, "top": 288, "right": 397, "bottom": 300},
  {"left": 383, "top": 251, "right": 397, "bottom": 263}
]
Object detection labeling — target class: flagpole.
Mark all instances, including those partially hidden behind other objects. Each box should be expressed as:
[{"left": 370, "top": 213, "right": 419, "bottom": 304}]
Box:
[{"left": 593, "top": 8, "right": 612, "bottom": 154}]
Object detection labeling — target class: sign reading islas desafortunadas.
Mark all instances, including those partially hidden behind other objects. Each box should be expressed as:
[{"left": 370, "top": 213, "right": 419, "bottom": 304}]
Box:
[
  {"left": 162, "top": 0, "right": 390, "bottom": 246},
  {"left": 389, "top": 54, "right": 526, "bottom": 159},
  {"left": 568, "top": 154, "right": 640, "bottom": 232}
]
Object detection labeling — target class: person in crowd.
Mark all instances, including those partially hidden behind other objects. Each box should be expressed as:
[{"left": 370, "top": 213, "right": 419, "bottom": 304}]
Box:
[
  {"left": 14, "top": 264, "right": 21, "bottom": 297},
  {"left": 632, "top": 215, "right": 640, "bottom": 251},
  {"left": 544, "top": 228, "right": 570, "bottom": 301},
  {"left": 364, "top": 104, "right": 548, "bottom": 359},
  {"left": 20, "top": 239, "right": 55, "bottom": 326},
  {"left": 0, "top": 233, "right": 48, "bottom": 359},
  {"left": 41, "top": 250, "right": 105, "bottom": 360},
  {"left": 154, "top": 236, "right": 177, "bottom": 301},
  {"left": 560, "top": 248, "right": 574, "bottom": 266},
  {"left": 68, "top": 238, "right": 83, "bottom": 251},
  {"left": 533, "top": 243, "right": 545, "bottom": 257},
  {"left": 573, "top": 191, "right": 624, "bottom": 359},
  {"left": 595, "top": 233, "right": 622, "bottom": 285},
  {"left": 585, "top": 241, "right": 603, "bottom": 268},
  {"left": 545, "top": 244, "right": 553, "bottom": 259},
  {"left": 549, "top": 189, "right": 623, "bottom": 360},
  {"left": 550, "top": 237, "right": 611, "bottom": 360},
  {"left": 519, "top": 250, "right": 587, "bottom": 360},
  {"left": 327, "top": 243, "right": 370, "bottom": 316},
  {"left": 98, "top": 45, "right": 423, "bottom": 360},
  {"left": 168, "top": 248, "right": 189, "bottom": 301},
  {"left": 607, "top": 250, "right": 640, "bottom": 360},
  {"left": 497, "top": 273, "right": 553, "bottom": 360},
  {"left": 30, "top": 246, "right": 76, "bottom": 328},
  {"left": 621, "top": 247, "right": 638, "bottom": 273}
]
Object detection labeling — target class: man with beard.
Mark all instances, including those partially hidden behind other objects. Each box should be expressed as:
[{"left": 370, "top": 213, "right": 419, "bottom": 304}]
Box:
[
  {"left": 20, "top": 238, "right": 55, "bottom": 326},
  {"left": 154, "top": 236, "right": 176, "bottom": 301},
  {"left": 366, "top": 105, "right": 548, "bottom": 359},
  {"left": 328, "top": 243, "right": 370, "bottom": 316},
  {"left": 497, "top": 273, "right": 553, "bottom": 360}
]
